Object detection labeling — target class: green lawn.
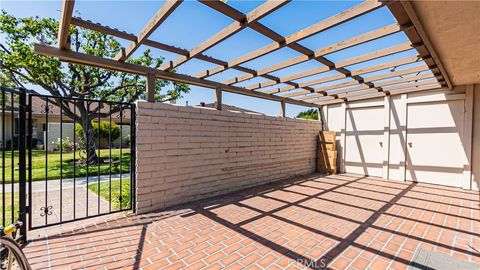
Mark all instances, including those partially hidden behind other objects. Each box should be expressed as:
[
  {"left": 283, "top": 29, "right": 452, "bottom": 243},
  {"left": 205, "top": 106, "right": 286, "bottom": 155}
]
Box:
[
  {"left": 87, "top": 179, "right": 131, "bottom": 210},
  {"left": 1, "top": 149, "right": 131, "bottom": 183},
  {"left": 0, "top": 192, "right": 19, "bottom": 226}
]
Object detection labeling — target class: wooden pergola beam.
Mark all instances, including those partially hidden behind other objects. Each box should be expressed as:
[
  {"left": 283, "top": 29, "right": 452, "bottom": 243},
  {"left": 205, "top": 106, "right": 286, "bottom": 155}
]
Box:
[
  {"left": 161, "top": 0, "right": 290, "bottom": 71},
  {"left": 58, "top": 0, "right": 75, "bottom": 50},
  {"left": 284, "top": 64, "right": 429, "bottom": 99},
  {"left": 224, "top": 23, "right": 411, "bottom": 86},
  {"left": 266, "top": 62, "right": 431, "bottom": 96},
  {"left": 34, "top": 44, "right": 319, "bottom": 108},
  {"left": 313, "top": 84, "right": 444, "bottom": 105},
  {"left": 115, "top": 0, "right": 182, "bottom": 62},
  {"left": 197, "top": 0, "right": 395, "bottom": 103},
  {"left": 337, "top": 76, "right": 437, "bottom": 98},
  {"left": 70, "top": 17, "right": 316, "bottom": 95},
  {"left": 196, "top": 0, "right": 384, "bottom": 79},
  {"left": 252, "top": 54, "right": 426, "bottom": 92},
  {"left": 351, "top": 55, "right": 423, "bottom": 76},
  {"left": 309, "top": 79, "right": 441, "bottom": 103},
  {"left": 291, "top": 67, "right": 434, "bottom": 100},
  {"left": 51, "top": 0, "right": 450, "bottom": 107},
  {"left": 251, "top": 41, "right": 418, "bottom": 92}
]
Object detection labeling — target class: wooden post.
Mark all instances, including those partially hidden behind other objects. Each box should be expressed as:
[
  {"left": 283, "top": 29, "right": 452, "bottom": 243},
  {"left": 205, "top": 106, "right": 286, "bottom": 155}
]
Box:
[
  {"left": 215, "top": 87, "right": 222, "bottom": 110},
  {"left": 146, "top": 74, "right": 155, "bottom": 102},
  {"left": 317, "top": 107, "right": 325, "bottom": 130},
  {"left": 280, "top": 101, "right": 286, "bottom": 117}
]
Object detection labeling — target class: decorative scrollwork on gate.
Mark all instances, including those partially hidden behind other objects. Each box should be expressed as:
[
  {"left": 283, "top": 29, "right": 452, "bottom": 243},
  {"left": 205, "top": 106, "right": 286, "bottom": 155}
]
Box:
[
  {"left": 39, "top": 206, "right": 53, "bottom": 217},
  {"left": 40, "top": 104, "right": 54, "bottom": 114}
]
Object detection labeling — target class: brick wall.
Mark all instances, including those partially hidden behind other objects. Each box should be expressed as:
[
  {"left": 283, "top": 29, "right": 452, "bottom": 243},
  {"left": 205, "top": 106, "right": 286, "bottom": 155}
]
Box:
[{"left": 135, "top": 101, "right": 321, "bottom": 213}]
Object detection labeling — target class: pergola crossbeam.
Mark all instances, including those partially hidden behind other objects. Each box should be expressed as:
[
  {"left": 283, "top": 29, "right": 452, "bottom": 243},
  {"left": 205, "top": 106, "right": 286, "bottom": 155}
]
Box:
[
  {"left": 250, "top": 41, "right": 419, "bottom": 93},
  {"left": 223, "top": 23, "right": 411, "bottom": 85},
  {"left": 35, "top": 44, "right": 319, "bottom": 108},
  {"left": 57, "top": 0, "right": 75, "bottom": 50},
  {"left": 290, "top": 70, "right": 437, "bottom": 100},
  {"left": 160, "top": 0, "right": 290, "bottom": 71},
  {"left": 283, "top": 65, "right": 428, "bottom": 97},
  {"left": 115, "top": 0, "right": 182, "bottom": 62},
  {"left": 196, "top": 0, "right": 385, "bottom": 79},
  {"left": 70, "top": 17, "right": 316, "bottom": 94},
  {"left": 48, "top": 0, "right": 450, "bottom": 108}
]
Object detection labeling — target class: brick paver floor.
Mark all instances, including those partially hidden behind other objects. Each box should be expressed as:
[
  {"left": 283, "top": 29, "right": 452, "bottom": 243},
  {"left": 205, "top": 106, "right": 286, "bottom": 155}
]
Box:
[{"left": 23, "top": 173, "right": 480, "bottom": 269}]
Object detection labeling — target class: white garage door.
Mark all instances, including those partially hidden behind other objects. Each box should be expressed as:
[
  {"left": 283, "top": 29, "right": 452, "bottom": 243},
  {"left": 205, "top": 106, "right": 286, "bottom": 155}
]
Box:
[
  {"left": 345, "top": 106, "right": 384, "bottom": 177},
  {"left": 406, "top": 100, "right": 466, "bottom": 187}
]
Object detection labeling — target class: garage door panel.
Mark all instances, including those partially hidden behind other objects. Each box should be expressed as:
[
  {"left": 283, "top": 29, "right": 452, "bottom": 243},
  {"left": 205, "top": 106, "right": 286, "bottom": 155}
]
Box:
[
  {"left": 406, "top": 100, "right": 466, "bottom": 187},
  {"left": 345, "top": 106, "right": 384, "bottom": 177}
]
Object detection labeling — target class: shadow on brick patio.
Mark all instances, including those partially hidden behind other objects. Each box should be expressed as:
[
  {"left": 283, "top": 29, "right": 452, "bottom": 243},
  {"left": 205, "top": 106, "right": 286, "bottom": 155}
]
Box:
[{"left": 23, "top": 173, "right": 480, "bottom": 269}]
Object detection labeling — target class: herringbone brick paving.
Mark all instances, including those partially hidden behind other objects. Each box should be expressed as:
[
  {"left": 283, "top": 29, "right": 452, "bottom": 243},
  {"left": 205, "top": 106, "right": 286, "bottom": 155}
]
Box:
[{"left": 23, "top": 173, "right": 480, "bottom": 269}]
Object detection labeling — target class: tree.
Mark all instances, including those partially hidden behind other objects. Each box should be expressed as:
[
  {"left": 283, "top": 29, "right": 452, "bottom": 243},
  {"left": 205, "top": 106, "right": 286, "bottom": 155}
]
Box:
[
  {"left": 296, "top": 109, "right": 318, "bottom": 120},
  {"left": 75, "top": 121, "right": 121, "bottom": 149},
  {"left": 0, "top": 11, "right": 190, "bottom": 163}
]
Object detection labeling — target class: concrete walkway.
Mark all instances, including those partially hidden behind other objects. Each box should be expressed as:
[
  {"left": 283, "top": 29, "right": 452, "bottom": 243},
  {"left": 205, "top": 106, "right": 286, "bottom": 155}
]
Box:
[
  {"left": 3, "top": 173, "right": 131, "bottom": 193},
  {"left": 1, "top": 173, "right": 131, "bottom": 227}
]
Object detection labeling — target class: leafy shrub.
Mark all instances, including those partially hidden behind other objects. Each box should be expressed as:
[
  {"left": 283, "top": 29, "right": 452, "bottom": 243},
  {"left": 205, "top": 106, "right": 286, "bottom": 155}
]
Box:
[{"left": 75, "top": 121, "right": 121, "bottom": 145}]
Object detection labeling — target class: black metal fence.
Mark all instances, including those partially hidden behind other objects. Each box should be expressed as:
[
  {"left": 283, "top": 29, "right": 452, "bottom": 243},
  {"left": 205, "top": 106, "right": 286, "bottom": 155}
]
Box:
[
  {"left": 0, "top": 86, "right": 136, "bottom": 240},
  {"left": 0, "top": 86, "right": 27, "bottom": 240}
]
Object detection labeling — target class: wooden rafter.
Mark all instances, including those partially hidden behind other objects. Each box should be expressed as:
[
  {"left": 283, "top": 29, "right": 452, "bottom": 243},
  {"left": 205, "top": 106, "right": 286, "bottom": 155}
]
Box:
[
  {"left": 70, "top": 17, "right": 317, "bottom": 95},
  {"left": 313, "top": 84, "right": 444, "bottom": 105},
  {"left": 45, "top": 0, "right": 451, "bottom": 107},
  {"left": 290, "top": 66, "right": 435, "bottom": 100},
  {"left": 265, "top": 63, "right": 431, "bottom": 95},
  {"left": 337, "top": 76, "right": 437, "bottom": 98},
  {"left": 291, "top": 67, "right": 430, "bottom": 99},
  {"left": 34, "top": 44, "right": 318, "bottom": 108},
  {"left": 160, "top": 0, "right": 290, "bottom": 71},
  {"left": 223, "top": 23, "right": 411, "bottom": 85},
  {"left": 308, "top": 77, "right": 441, "bottom": 103},
  {"left": 115, "top": 0, "right": 183, "bottom": 62},
  {"left": 196, "top": 0, "right": 384, "bottom": 79},
  {"left": 250, "top": 41, "right": 419, "bottom": 92},
  {"left": 58, "top": 0, "right": 75, "bottom": 50}
]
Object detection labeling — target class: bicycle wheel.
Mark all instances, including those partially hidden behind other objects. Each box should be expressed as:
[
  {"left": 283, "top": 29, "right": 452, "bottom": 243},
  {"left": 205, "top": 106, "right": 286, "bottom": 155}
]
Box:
[{"left": 0, "top": 237, "right": 31, "bottom": 270}]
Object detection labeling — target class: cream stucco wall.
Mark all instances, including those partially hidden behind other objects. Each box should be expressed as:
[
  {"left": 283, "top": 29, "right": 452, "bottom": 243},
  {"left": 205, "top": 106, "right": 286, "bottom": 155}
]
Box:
[{"left": 323, "top": 86, "right": 478, "bottom": 190}]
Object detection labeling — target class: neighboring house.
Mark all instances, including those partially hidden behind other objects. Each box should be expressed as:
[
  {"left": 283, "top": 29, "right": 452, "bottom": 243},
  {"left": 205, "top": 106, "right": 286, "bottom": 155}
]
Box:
[
  {"left": 196, "top": 102, "right": 263, "bottom": 114},
  {"left": 0, "top": 96, "right": 131, "bottom": 150}
]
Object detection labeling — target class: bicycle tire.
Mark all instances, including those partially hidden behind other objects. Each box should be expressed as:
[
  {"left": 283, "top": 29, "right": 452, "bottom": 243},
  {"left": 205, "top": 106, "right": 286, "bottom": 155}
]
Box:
[{"left": 0, "top": 237, "right": 31, "bottom": 270}]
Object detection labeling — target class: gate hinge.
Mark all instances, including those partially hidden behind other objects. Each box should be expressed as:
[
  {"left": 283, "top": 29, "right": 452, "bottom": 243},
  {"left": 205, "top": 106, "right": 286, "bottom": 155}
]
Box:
[{"left": 25, "top": 205, "right": 31, "bottom": 214}]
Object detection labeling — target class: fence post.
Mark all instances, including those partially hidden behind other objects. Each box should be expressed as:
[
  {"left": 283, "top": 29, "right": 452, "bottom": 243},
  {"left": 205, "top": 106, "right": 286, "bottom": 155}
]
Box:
[
  {"left": 130, "top": 103, "right": 136, "bottom": 213},
  {"left": 18, "top": 88, "right": 27, "bottom": 241}
]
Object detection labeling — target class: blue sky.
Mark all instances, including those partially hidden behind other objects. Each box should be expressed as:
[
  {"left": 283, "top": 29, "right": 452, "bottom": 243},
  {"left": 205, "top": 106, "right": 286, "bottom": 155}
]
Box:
[{"left": 1, "top": 0, "right": 427, "bottom": 117}]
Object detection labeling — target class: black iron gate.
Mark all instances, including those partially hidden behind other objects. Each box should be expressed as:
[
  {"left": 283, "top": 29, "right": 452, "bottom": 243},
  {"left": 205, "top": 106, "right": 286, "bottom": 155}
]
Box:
[
  {"left": 0, "top": 86, "right": 136, "bottom": 240},
  {"left": 0, "top": 86, "right": 27, "bottom": 241}
]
